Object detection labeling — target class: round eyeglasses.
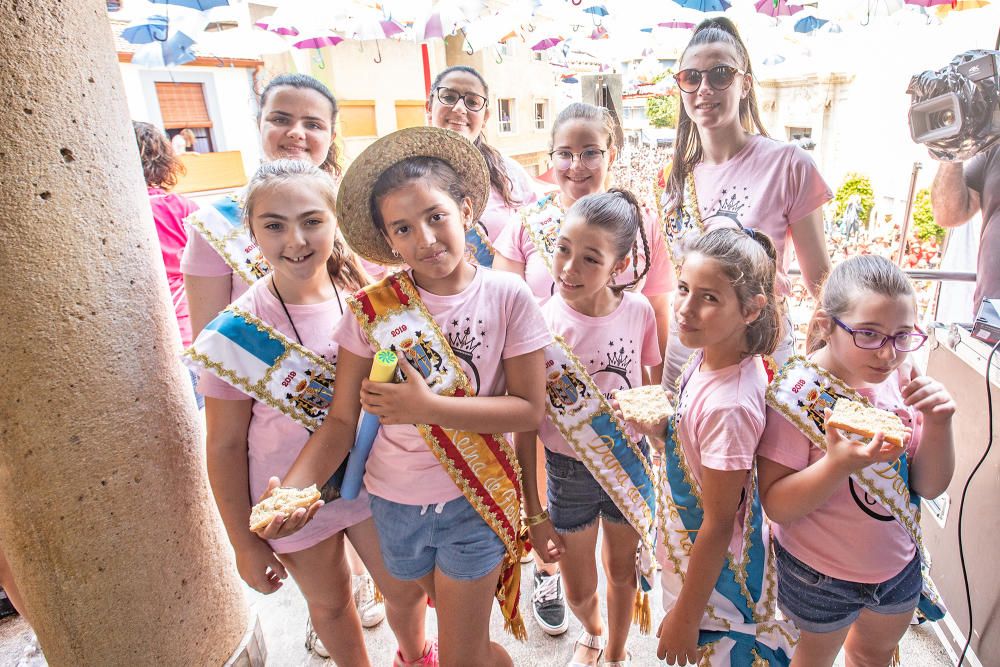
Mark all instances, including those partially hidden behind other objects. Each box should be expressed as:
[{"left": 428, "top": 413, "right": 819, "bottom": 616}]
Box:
[
  {"left": 434, "top": 87, "right": 488, "bottom": 112},
  {"left": 832, "top": 317, "right": 927, "bottom": 353},
  {"left": 549, "top": 148, "right": 608, "bottom": 171},
  {"left": 673, "top": 65, "right": 745, "bottom": 94}
]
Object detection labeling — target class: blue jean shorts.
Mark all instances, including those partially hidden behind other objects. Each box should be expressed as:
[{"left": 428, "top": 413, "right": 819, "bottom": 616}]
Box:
[
  {"left": 545, "top": 445, "right": 648, "bottom": 533},
  {"left": 773, "top": 540, "right": 922, "bottom": 633},
  {"left": 368, "top": 494, "right": 505, "bottom": 581}
]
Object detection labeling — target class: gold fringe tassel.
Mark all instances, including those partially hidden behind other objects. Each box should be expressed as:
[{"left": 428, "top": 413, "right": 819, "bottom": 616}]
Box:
[
  {"left": 373, "top": 583, "right": 384, "bottom": 605},
  {"left": 889, "top": 645, "right": 901, "bottom": 667},
  {"left": 632, "top": 589, "right": 652, "bottom": 634}
]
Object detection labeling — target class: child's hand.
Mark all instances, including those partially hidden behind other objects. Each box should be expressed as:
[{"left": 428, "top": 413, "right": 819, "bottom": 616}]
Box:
[
  {"left": 901, "top": 375, "right": 955, "bottom": 424},
  {"left": 823, "top": 410, "right": 907, "bottom": 475},
  {"left": 656, "top": 609, "right": 700, "bottom": 666},
  {"left": 360, "top": 356, "right": 437, "bottom": 425},
  {"left": 234, "top": 535, "right": 287, "bottom": 594},
  {"left": 610, "top": 393, "right": 673, "bottom": 440},
  {"left": 526, "top": 518, "right": 566, "bottom": 564},
  {"left": 253, "top": 477, "right": 324, "bottom": 540}
]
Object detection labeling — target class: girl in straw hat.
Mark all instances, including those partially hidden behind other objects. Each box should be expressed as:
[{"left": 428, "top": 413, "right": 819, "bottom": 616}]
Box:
[
  {"left": 273, "top": 127, "right": 550, "bottom": 667},
  {"left": 187, "top": 160, "right": 430, "bottom": 667}
]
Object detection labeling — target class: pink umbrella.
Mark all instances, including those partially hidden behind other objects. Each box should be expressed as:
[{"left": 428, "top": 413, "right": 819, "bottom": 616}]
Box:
[
  {"left": 658, "top": 20, "right": 696, "bottom": 28},
  {"left": 293, "top": 33, "right": 344, "bottom": 49},
  {"left": 255, "top": 17, "right": 300, "bottom": 36},
  {"left": 532, "top": 36, "right": 564, "bottom": 51},
  {"left": 903, "top": 0, "right": 955, "bottom": 6},
  {"left": 754, "top": 0, "right": 804, "bottom": 17}
]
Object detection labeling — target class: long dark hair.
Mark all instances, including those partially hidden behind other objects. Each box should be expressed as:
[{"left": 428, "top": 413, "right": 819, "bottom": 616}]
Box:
[
  {"left": 567, "top": 188, "right": 650, "bottom": 294},
  {"left": 665, "top": 18, "right": 769, "bottom": 213},
  {"left": 429, "top": 66, "right": 516, "bottom": 208},
  {"left": 258, "top": 73, "right": 342, "bottom": 177},
  {"left": 243, "top": 160, "right": 368, "bottom": 292}
]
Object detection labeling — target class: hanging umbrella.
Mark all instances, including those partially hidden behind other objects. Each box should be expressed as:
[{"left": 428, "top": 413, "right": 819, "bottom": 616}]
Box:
[
  {"left": 935, "top": 0, "right": 989, "bottom": 15},
  {"left": 532, "top": 36, "right": 564, "bottom": 51},
  {"left": 754, "top": 0, "right": 803, "bottom": 17},
  {"left": 761, "top": 53, "right": 786, "bottom": 65},
  {"left": 672, "top": 0, "right": 730, "bottom": 11},
  {"left": 793, "top": 15, "right": 828, "bottom": 32},
  {"left": 903, "top": 0, "right": 955, "bottom": 6},
  {"left": 292, "top": 32, "right": 345, "bottom": 49},
  {"left": 131, "top": 30, "right": 197, "bottom": 67},
  {"left": 122, "top": 15, "right": 170, "bottom": 44},
  {"left": 254, "top": 15, "right": 300, "bottom": 36},
  {"left": 195, "top": 26, "right": 291, "bottom": 55},
  {"left": 561, "top": 75, "right": 579, "bottom": 83},
  {"left": 590, "top": 25, "right": 609, "bottom": 39},
  {"left": 658, "top": 20, "right": 696, "bottom": 29},
  {"left": 821, "top": 21, "right": 844, "bottom": 32},
  {"left": 583, "top": 4, "right": 609, "bottom": 25},
  {"left": 149, "top": 0, "right": 229, "bottom": 10}
]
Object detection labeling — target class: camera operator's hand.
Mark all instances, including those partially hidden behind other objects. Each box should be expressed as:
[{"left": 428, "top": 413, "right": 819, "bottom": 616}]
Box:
[{"left": 930, "top": 161, "right": 981, "bottom": 230}]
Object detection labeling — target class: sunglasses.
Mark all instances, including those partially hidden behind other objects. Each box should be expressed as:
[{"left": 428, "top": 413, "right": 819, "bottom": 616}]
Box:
[
  {"left": 673, "top": 65, "right": 745, "bottom": 94},
  {"left": 434, "top": 87, "right": 488, "bottom": 112},
  {"left": 831, "top": 317, "right": 928, "bottom": 353}
]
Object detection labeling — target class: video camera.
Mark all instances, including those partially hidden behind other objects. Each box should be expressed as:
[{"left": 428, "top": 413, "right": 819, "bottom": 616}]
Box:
[{"left": 907, "top": 50, "right": 1000, "bottom": 162}]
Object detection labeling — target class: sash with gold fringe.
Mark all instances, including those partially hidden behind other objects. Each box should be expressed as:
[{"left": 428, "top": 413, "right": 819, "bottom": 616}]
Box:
[
  {"left": 182, "top": 292, "right": 347, "bottom": 502},
  {"left": 658, "top": 354, "right": 796, "bottom": 666},
  {"left": 348, "top": 271, "right": 527, "bottom": 638},
  {"left": 542, "top": 336, "right": 657, "bottom": 632},
  {"left": 520, "top": 194, "right": 563, "bottom": 277},
  {"left": 464, "top": 222, "right": 495, "bottom": 268},
  {"left": 186, "top": 193, "right": 271, "bottom": 285},
  {"left": 766, "top": 356, "right": 945, "bottom": 622},
  {"left": 660, "top": 173, "right": 704, "bottom": 264}
]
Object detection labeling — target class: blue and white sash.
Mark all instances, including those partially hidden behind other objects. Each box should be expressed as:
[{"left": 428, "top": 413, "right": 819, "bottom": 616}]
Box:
[
  {"left": 659, "top": 355, "right": 795, "bottom": 666},
  {"left": 186, "top": 193, "right": 270, "bottom": 285},
  {"left": 542, "top": 336, "right": 657, "bottom": 632},
  {"left": 464, "top": 222, "right": 495, "bottom": 268},
  {"left": 766, "top": 357, "right": 945, "bottom": 622},
  {"left": 183, "top": 306, "right": 336, "bottom": 433}
]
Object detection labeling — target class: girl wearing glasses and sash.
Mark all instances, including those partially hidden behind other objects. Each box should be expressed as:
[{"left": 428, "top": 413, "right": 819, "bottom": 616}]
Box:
[
  {"left": 658, "top": 18, "right": 833, "bottom": 385},
  {"left": 426, "top": 66, "right": 540, "bottom": 267},
  {"left": 274, "top": 128, "right": 550, "bottom": 667},
  {"left": 758, "top": 256, "right": 955, "bottom": 667},
  {"left": 185, "top": 161, "right": 430, "bottom": 666}
]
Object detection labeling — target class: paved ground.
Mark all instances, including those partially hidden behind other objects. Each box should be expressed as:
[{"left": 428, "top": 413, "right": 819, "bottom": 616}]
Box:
[{"left": 0, "top": 554, "right": 952, "bottom": 666}]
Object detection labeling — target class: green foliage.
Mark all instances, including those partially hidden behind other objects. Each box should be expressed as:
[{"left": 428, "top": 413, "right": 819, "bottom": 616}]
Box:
[
  {"left": 647, "top": 94, "right": 680, "bottom": 129},
  {"left": 834, "top": 173, "right": 875, "bottom": 224},
  {"left": 912, "top": 188, "right": 945, "bottom": 243}
]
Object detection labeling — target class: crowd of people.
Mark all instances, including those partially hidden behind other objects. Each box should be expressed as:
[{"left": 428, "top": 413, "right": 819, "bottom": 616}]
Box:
[{"left": 13, "top": 12, "right": 1000, "bottom": 667}]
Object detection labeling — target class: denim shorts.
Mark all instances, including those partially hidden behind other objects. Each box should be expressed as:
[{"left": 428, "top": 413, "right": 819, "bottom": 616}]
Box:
[
  {"left": 773, "top": 540, "right": 922, "bottom": 633},
  {"left": 368, "top": 494, "right": 505, "bottom": 581},
  {"left": 545, "top": 445, "right": 648, "bottom": 533}
]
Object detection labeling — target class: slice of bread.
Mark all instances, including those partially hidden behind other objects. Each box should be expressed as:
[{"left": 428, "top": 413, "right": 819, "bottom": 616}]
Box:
[
  {"left": 249, "top": 484, "right": 321, "bottom": 533},
  {"left": 827, "top": 398, "right": 906, "bottom": 447},
  {"left": 614, "top": 385, "right": 674, "bottom": 427}
]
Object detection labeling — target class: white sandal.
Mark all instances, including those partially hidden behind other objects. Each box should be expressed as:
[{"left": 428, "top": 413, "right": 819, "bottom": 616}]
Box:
[
  {"left": 568, "top": 629, "right": 605, "bottom": 667},
  {"left": 604, "top": 652, "right": 631, "bottom": 667}
]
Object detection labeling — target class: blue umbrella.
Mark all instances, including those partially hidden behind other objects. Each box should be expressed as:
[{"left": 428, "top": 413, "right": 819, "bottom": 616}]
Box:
[
  {"left": 762, "top": 53, "right": 786, "bottom": 65},
  {"left": 149, "top": 0, "right": 229, "bottom": 10},
  {"left": 132, "top": 30, "right": 197, "bottom": 67},
  {"left": 672, "top": 0, "right": 731, "bottom": 11},
  {"left": 794, "top": 15, "right": 829, "bottom": 32},
  {"left": 583, "top": 5, "right": 609, "bottom": 17},
  {"left": 122, "top": 14, "right": 169, "bottom": 44}
]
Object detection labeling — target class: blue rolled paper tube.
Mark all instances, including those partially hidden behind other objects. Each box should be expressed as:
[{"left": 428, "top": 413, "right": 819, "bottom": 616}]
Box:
[{"left": 340, "top": 350, "right": 398, "bottom": 499}]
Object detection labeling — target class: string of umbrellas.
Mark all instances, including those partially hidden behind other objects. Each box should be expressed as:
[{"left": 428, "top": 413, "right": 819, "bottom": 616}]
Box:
[{"left": 116, "top": 0, "right": 991, "bottom": 70}]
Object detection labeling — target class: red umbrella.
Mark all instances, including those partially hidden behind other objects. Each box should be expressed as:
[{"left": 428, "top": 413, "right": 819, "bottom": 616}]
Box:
[{"left": 754, "top": 0, "right": 804, "bottom": 17}]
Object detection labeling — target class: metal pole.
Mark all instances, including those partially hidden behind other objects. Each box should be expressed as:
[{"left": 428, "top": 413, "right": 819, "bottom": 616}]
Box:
[{"left": 896, "top": 160, "right": 923, "bottom": 266}]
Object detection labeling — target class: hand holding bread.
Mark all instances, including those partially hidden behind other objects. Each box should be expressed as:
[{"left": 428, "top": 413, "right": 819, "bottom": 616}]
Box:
[
  {"left": 823, "top": 403, "right": 908, "bottom": 474},
  {"left": 250, "top": 478, "right": 324, "bottom": 539},
  {"left": 613, "top": 385, "right": 674, "bottom": 440}
]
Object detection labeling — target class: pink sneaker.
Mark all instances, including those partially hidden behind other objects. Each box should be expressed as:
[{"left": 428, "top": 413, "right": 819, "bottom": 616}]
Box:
[{"left": 393, "top": 639, "right": 438, "bottom": 667}]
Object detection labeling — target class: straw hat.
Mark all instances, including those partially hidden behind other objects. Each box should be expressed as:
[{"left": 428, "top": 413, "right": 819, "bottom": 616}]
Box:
[{"left": 336, "top": 126, "right": 490, "bottom": 266}]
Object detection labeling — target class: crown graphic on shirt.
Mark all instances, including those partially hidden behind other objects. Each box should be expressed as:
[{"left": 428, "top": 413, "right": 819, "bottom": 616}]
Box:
[
  {"left": 717, "top": 193, "right": 746, "bottom": 217},
  {"left": 447, "top": 327, "right": 482, "bottom": 356},
  {"left": 605, "top": 346, "right": 631, "bottom": 374}
]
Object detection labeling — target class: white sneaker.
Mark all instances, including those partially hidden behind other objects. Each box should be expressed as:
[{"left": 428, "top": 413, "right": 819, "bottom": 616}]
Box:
[
  {"left": 304, "top": 617, "right": 330, "bottom": 658},
  {"left": 353, "top": 574, "right": 386, "bottom": 628}
]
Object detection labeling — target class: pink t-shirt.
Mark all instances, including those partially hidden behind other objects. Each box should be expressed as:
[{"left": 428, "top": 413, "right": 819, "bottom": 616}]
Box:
[
  {"left": 687, "top": 134, "right": 832, "bottom": 293},
  {"left": 148, "top": 188, "right": 198, "bottom": 347},
  {"left": 334, "top": 268, "right": 551, "bottom": 505},
  {"left": 758, "top": 369, "right": 923, "bottom": 583},
  {"left": 673, "top": 355, "right": 767, "bottom": 557},
  {"left": 481, "top": 157, "right": 540, "bottom": 243},
  {"left": 197, "top": 279, "right": 371, "bottom": 554},
  {"left": 493, "top": 198, "right": 676, "bottom": 305},
  {"left": 539, "top": 292, "right": 662, "bottom": 459}
]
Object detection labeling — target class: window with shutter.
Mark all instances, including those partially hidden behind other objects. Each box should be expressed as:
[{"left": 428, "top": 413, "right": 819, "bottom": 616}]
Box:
[{"left": 155, "top": 82, "right": 213, "bottom": 129}]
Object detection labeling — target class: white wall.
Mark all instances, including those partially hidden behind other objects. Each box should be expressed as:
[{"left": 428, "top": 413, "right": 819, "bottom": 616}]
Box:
[{"left": 119, "top": 62, "right": 262, "bottom": 177}]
